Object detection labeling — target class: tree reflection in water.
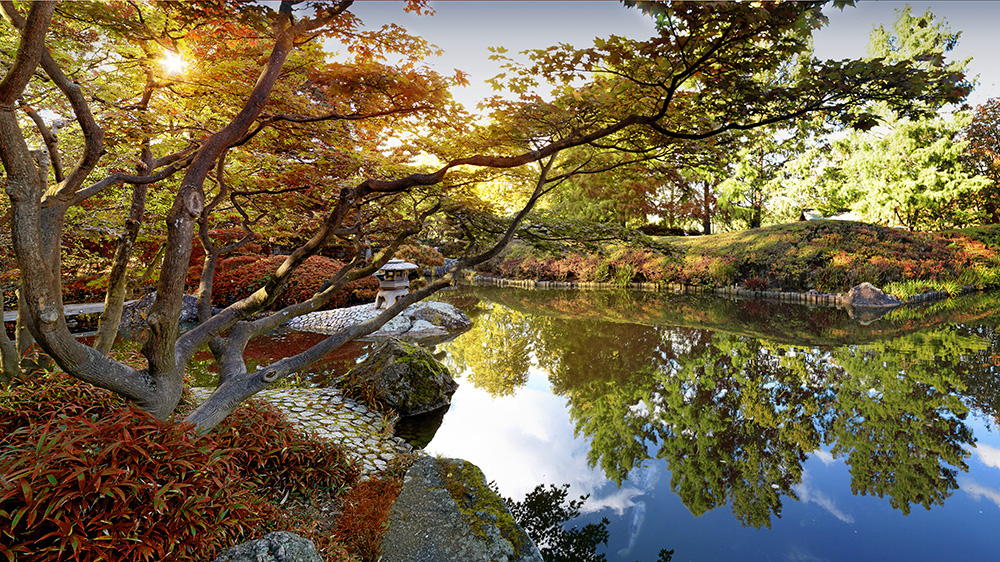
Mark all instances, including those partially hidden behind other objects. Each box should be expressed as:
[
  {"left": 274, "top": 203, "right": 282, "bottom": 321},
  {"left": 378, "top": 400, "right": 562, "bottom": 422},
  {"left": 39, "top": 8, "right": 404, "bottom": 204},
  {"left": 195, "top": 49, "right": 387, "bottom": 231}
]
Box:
[{"left": 442, "top": 289, "right": 1000, "bottom": 529}]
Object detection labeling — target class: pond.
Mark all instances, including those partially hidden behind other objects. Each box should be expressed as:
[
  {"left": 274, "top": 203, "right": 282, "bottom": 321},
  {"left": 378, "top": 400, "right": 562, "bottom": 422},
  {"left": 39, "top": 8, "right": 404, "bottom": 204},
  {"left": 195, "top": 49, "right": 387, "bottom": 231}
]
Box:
[
  {"left": 420, "top": 286, "right": 1000, "bottom": 561},
  {"left": 115, "top": 287, "right": 1000, "bottom": 560}
]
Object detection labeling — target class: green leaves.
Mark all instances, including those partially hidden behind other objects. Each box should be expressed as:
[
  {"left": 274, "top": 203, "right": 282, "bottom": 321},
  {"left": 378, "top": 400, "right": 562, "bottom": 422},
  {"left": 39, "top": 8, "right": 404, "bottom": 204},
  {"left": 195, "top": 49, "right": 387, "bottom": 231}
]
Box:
[{"left": 822, "top": 112, "right": 988, "bottom": 230}]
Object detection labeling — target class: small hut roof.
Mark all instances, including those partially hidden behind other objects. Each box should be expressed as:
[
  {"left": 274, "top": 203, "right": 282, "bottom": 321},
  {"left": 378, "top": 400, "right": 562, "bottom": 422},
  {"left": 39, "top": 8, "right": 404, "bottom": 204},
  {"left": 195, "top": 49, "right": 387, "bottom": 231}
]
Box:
[{"left": 377, "top": 258, "right": 418, "bottom": 271}]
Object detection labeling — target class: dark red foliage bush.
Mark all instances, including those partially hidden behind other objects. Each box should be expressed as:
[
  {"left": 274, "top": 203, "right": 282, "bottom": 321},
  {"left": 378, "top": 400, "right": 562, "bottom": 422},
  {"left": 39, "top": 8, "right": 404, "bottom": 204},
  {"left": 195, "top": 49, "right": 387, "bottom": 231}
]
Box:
[
  {"left": 331, "top": 477, "right": 404, "bottom": 562},
  {"left": 61, "top": 275, "right": 108, "bottom": 304},
  {"left": 0, "top": 373, "right": 359, "bottom": 562},
  {"left": 189, "top": 254, "right": 379, "bottom": 310},
  {"left": 0, "top": 409, "right": 278, "bottom": 562},
  {"left": 213, "top": 398, "right": 360, "bottom": 502},
  {"left": 5, "top": 271, "right": 107, "bottom": 306},
  {"left": 0, "top": 372, "right": 126, "bottom": 439}
]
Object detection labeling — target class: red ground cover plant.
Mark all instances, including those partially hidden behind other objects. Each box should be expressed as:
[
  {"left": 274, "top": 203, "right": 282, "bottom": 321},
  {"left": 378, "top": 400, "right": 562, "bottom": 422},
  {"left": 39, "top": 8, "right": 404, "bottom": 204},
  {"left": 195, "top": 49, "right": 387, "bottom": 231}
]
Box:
[
  {"left": 212, "top": 398, "right": 360, "bottom": 503},
  {"left": 493, "top": 248, "right": 671, "bottom": 285},
  {"left": 0, "top": 409, "right": 278, "bottom": 561},
  {"left": 331, "top": 476, "right": 405, "bottom": 562},
  {"left": 0, "top": 372, "right": 361, "bottom": 562}
]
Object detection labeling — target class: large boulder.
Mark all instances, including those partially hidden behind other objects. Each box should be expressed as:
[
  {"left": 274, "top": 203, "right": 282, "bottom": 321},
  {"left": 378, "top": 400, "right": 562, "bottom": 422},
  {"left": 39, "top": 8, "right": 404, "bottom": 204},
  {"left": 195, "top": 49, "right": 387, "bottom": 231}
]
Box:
[
  {"left": 345, "top": 338, "right": 458, "bottom": 416},
  {"left": 376, "top": 301, "right": 472, "bottom": 344},
  {"left": 409, "top": 300, "right": 471, "bottom": 331},
  {"left": 120, "top": 291, "right": 200, "bottom": 327},
  {"left": 843, "top": 283, "right": 904, "bottom": 325},
  {"left": 844, "top": 282, "right": 903, "bottom": 308},
  {"left": 212, "top": 531, "right": 321, "bottom": 562},
  {"left": 380, "top": 456, "right": 544, "bottom": 562}
]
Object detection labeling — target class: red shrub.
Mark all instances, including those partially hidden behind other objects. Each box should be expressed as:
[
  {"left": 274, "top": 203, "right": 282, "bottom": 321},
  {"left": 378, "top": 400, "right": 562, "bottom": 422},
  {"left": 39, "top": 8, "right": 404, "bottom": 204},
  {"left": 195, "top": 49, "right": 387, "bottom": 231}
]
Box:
[
  {"left": 213, "top": 398, "right": 360, "bottom": 502},
  {"left": 331, "top": 477, "right": 404, "bottom": 562},
  {"left": 0, "top": 410, "right": 278, "bottom": 562},
  {"left": 0, "top": 372, "right": 125, "bottom": 438},
  {"left": 0, "top": 372, "right": 359, "bottom": 562},
  {"left": 194, "top": 254, "right": 379, "bottom": 310},
  {"left": 61, "top": 274, "right": 107, "bottom": 304}
]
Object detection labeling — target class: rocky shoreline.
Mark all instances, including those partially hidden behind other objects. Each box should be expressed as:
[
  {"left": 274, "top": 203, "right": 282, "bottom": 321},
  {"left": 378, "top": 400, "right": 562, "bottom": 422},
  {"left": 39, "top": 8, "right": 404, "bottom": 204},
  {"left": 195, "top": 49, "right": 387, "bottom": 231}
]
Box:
[{"left": 197, "top": 380, "right": 544, "bottom": 561}]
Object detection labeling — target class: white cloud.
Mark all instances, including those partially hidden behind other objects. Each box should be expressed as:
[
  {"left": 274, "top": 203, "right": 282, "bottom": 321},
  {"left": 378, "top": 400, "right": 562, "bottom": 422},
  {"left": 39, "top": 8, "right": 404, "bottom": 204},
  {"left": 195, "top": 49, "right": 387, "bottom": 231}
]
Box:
[
  {"left": 812, "top": 449, "right": 836, "bottom": 466},
  {"left": 425, "top": 369, "right": 607, "bottom": 502},
  {"left": 425, "top": 369, "right": 668, "bottom": 520},
  {"left": 784, "top": 544, "right": 829, "bottom": 562},
  {"left": 961, "top": 478, "right": 1000, "bottom": 510},
  {"left": 793, "top": 472, "right": 854, "bottom": 524},
  {"left": 973, "top": 443, "right": 1000, "bottom": 470},
  {"left": 583, "top": 485, "right": 644, "bottom": 515}
]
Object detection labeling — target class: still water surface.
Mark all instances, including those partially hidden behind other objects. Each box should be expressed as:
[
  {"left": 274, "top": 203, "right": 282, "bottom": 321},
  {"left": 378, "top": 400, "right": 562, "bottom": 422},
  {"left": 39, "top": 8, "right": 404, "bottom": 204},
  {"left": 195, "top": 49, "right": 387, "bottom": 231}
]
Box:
[
  {"left": 161, "top": 286, "right": 1000, "bottom": 560},
  {"left": 422, "top": 287, "right": 1000, "bottom": 562}
]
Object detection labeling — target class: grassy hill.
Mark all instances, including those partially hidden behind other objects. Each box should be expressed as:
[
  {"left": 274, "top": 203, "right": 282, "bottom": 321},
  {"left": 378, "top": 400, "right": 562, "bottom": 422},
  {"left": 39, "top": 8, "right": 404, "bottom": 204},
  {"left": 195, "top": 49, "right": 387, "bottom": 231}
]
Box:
[{"left": 483, "top": 220, "right": 1000, "bottom": 298}]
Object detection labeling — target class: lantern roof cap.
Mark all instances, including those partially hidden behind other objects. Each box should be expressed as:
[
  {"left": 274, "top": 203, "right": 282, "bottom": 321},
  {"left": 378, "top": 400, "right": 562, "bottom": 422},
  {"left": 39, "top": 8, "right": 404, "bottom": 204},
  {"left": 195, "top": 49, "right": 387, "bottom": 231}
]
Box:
[{"left": 377, "top": 258, "right": 418, "bottom": 272}]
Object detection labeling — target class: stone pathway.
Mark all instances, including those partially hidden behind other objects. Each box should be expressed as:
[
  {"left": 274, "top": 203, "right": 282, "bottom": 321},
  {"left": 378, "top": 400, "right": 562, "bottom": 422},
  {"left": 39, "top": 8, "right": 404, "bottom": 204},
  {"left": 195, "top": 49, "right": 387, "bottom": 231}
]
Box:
[{"left": 187, "top": 386, "right": 414, "bottom": 476}]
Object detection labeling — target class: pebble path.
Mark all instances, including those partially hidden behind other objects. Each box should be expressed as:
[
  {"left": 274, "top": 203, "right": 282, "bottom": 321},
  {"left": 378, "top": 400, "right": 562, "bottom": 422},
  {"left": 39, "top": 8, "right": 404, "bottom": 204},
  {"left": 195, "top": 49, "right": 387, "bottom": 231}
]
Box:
[{"left": 187, "top": 386, "right": 415, "bottom": 476}]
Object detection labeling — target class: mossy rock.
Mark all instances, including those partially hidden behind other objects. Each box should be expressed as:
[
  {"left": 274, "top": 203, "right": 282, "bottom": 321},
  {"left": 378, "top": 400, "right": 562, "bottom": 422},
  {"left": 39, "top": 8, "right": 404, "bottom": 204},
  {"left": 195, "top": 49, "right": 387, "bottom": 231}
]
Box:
[
  {"left": 436, "top": 458, "right": 536, "bottom": 557},
  {"left": 213, "top": 531, "right": 322, "bottom": 562},
  {"left": 344, "top": 337, "right": 458, "bottom": 416},
  {"left": 380, "top": 456, "right": 543, "bottom": 562}
]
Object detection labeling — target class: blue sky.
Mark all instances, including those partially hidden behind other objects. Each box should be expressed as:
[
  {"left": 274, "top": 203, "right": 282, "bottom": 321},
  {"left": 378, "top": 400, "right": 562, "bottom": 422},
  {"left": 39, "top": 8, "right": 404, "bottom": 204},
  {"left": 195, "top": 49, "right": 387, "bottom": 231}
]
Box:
[{"left": 343, "top": 1, "right": 1000, "bottom": 111}]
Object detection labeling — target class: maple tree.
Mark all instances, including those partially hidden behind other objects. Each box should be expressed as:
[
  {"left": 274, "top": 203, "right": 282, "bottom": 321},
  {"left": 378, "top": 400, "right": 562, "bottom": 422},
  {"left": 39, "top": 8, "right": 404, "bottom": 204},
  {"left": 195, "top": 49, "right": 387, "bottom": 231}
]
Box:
[
  {"left": 0, "top": 0, "right": 970, "bottom": 431},
  {"left": 961, "top": 97, "right": 1000, "bottom": 224}
]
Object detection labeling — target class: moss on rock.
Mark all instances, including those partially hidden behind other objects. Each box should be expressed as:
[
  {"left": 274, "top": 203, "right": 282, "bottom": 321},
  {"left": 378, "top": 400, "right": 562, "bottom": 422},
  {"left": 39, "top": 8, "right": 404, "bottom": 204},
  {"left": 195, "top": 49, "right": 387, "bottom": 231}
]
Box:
[
  {"left": 436, "top": 458, "right": 532, "bottom": 554},
  {"left": 344, "top": 338, "right": 457, "bottom": 416},
  {"left": 380, "top": 456, "right": 543, "bottom": 562}
]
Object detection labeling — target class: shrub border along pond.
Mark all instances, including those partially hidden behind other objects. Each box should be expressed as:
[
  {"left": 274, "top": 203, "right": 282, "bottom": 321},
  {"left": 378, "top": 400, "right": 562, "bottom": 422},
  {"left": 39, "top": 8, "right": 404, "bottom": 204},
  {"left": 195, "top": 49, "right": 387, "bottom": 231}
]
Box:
[{"left": 469, "top": 273, "right": 985, "bottom": 308}]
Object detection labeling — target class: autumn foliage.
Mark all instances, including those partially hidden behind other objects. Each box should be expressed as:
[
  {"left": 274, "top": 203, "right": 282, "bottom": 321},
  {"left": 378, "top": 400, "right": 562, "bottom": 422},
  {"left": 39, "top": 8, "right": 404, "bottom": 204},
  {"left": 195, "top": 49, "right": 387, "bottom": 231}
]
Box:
[
  {"left": 486, "top": 221, "right": 1000, "bottom": 294},
  {"left": 187, "top": 254, "right": 380, "bottom": 310},
  {"left": 330, "top": 477, "right": 405, "bottom": 562}
]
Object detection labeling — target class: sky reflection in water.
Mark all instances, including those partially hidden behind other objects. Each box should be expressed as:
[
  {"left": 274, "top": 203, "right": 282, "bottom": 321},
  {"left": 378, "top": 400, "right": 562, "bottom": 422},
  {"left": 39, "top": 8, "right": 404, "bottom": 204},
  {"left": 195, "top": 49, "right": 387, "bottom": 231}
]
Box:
[{"left": 426, "top": 288, "right": 1000, "bottom": 561}]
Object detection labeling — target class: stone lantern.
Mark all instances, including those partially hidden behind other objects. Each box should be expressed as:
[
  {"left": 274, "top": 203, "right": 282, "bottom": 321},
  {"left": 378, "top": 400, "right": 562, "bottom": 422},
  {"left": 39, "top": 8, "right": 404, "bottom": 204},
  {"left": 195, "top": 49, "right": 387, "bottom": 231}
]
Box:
[{"left": 373, "top": 259, "right": 419, "bottom": 309}]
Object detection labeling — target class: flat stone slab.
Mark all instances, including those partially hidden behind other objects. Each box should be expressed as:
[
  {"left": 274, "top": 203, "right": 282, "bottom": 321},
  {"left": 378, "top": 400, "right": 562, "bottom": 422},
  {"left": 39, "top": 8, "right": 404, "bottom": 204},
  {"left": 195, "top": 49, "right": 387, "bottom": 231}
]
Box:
[{"left": 4, "top": 301, "right": 114, "bottom": 322}]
